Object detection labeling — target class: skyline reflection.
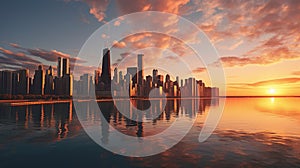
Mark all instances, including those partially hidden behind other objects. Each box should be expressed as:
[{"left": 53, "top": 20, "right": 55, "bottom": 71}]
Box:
[
  {"left": 1, "top": 97, "right": 300, "bottom": 167},
  {"left": 0, "top": 98, "right": 218, "bottom": 143}
]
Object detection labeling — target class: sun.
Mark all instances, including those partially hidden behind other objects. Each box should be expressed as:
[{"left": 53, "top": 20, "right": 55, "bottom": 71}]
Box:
[{"left": 268, "top": 88, "right": 276, "bottom": 94}]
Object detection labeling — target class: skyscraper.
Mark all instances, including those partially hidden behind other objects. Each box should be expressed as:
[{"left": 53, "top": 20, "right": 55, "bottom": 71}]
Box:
[
  {"left": 127, "top": 67, "right": 137, "bottom": 85},
  {"left": 62, "top": 58, "right": 70, "bottom": 76},
  {"left": 55, "top": 57, "right": 73, "bottom": 97},
  {"left": 101, "top": 48, "right": 111, "bottom": 86},
  {"left": 0, "top": 71, "right": 13, "bottom": 95},
  {"left": 79, "top": 73, "right": 90, "bottom": 96},
  {"left": 152, "top": 69, "right": 158, "bottom": 87},
  {"left": 44, "top": 66, "right": 54, "bottom": 95},
  {"left": 58, "top": 57, "right": 70, "bottom": 77},
  {"left": 137, "top": 54, "right": 144, "bottom": 85},
  {"left": 11, "top": 71, "right": 18, "bottom": 95},
  {"left": 119, "top": 71, "right": 123, "bottom": 86},
  {"left": 57, "top": 57, "right": 63, "bottom": 77},
  {"left": 33, "top": 65, "right": 44, "bottom": 95},
  {"left": 17, "top": 69, "right": 29, "bottom": 95},
  {"left": 137, "top": 54, "right": 144, "bottom": 97},
  {"left": 113, "top": 67, "right": 118, "bottom": 84}
]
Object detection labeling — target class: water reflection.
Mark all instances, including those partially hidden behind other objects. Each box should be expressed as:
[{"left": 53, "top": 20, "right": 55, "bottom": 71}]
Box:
[
  {"left": 0, "top": 98, "right": 216, "bottom": 144},
  {"left": 91, "top": 98, "right": 217, "bottom": 139},
  {"left": 0, "top": 101, "right": 78, "bottom": 143},
  {"left": 1, "top": 98, "right": 300, "bottom": 167},
  {"left": 218, "top": 97, "right": 300, "bottom": 137}
]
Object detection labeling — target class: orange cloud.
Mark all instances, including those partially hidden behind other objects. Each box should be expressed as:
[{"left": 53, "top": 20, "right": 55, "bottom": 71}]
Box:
[
  {"left": 111, "top": 32, "right": 195, "bottom": 66},
  {"left": 192, "top": 67, "right": 206, "bottom": 74},
  {"left": 228, "top": 78, "right": 300, "bottom": 88},
  {"left": 82, "top": 0, "right": 191, "bottom": 23},
  {"left": 228, "top": 40, "right": 243, "bottom": 50},
  {"left": 216, "top": 45, "right": 300, "bottom": 67},
  {"left": 78, "top": 0, "right": 300, "bottom": 68},
  {"left": 249, "top": 78, "right": 300, "bottom": 87},
  {"left": 86, "top": 0, "right": 110, "bottom": 22},
  {"left": 292, "top": 71, "right": 300, "bottom": 76},
  {"left": 0, "top": 47, "right": 40, "bottom": 64},
  {"left": 112, "top": 40, "right": 127, "bottom": 48}
]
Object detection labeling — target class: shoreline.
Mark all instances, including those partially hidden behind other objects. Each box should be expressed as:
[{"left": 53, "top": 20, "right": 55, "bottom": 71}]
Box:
[{"left": 0, "top": 96, "right": 300, "bottom": 106}]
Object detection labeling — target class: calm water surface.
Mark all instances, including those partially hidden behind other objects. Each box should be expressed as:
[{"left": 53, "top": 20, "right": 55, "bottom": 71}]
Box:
[{"left": 0, "top": 98, "right": 300, "bottom": 167}]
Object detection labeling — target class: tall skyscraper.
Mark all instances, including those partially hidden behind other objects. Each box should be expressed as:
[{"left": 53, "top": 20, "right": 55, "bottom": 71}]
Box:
[
  {"left": 11, "top": 71, "right": 18, "bottom": 95},
  {"left": 44, "top": 66, "right": 54, "bottom": 95},
  {"left": 17, "top": 69, "right": 29, "bottom": 95},
  {"left": 165, "top": 74, "right": 171, "bottom": 91},
  {"left": 137, "top": 54, "right": 144, "bottom": 97},
  {"left": 137, "top": 54, "right": 144, "bottom": 85},
  {"left": 157, "top": 75, "right": 164, "bottom": 87},
  {"left": 79, "top": 73, "right": 90, "bottom": 96},
  {"left": 55, "top": 57, "right": 73, "bottom": 96},
  {"left": 0, "top": 71, "right": 13, "bottom": 95},
  {"left": 62, "top": 58, "right": 70, "bottom": 76},
  {"left": 127, "top": 67, "right": 137, "bottom": 84},
  {"left": 57, "top": 57, "right": 63, "bottom": 77},
  {"left": 181, "top": 79, "right": 183, "bottom": 88},
  {"left": 113, "top": 67, "right": 118, "bottom": 83},
  {"left": 33, "top": 65, "right": 44, "bottom": 95},
  {"left": 58, "top": 57, "right": 70, "bottom": 78},
  {"left": 152, "top": 69, "right": 158, "bottom": 87},
  {"left": 119, "top": 71, "right": 123, "bottom": 85},
  {"left": 101, "top": 48, "right": 111, "bottom": 86}
]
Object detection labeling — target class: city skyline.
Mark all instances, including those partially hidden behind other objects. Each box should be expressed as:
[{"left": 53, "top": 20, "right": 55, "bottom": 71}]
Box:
[
  {"left": 0, "top": 48, "right": 219, "bottom": 99},
  {"left": 0, "top": 56, "right": 73, "bottom": 99},
  {"left": 1, "top": 1, "right": 300, "bottom": 96}
]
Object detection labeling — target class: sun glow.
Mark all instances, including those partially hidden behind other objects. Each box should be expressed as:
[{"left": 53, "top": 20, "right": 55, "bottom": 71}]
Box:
[{"left": 268, "top": 88, "right": 276, "bottom": 95}]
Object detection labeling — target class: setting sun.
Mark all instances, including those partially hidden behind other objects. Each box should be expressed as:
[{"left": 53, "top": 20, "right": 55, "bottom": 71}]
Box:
[{"left": 268, "top": 88, "right": 276, "bottom": 95}]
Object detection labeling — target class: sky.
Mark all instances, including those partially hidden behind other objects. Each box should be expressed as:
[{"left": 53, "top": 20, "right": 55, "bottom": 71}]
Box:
[{"left": 0, "top": 0, "right": 300, "bottom": 96}]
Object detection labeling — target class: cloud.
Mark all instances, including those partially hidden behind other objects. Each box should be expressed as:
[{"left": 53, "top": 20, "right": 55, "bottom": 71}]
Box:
[
  {"left": 9, "top": 43, "right": 86, "bottom": 64},
  {"left": 9, "top": 43, "right": 21, "bottom": 48},
  {"left": 120, "top": 52, "right": 131, "bottom": 59},
  {"left": 250, "top": 78, "right": 300, "bottom": 87},
  {"left": 216, "top": 45, "right": 300, "bottom": 67},
  {"left": 292, "top": 71, "right": 300, "bottom": 76},
  {"left": 0, "top": 47, "right": 41, "bottom": 64},
  {"left": 123, "top": 32, "right": 193, "bottom": 56},
  {"left": 28, "top": 49, "right": 86, "bottom": 64},
  {"left": 0, "top": 49, "right": 41, "bottom": 75},
  {"left": 1, "top": 44, "right": 90, "bottom": 76},
  {"left": 85, "top": 0, "right": 110, "bottom": 22},
  {"left": 228, "top": 40, "right": 243, "bottom": 50},
  {"left": 79, "top": 0, "right": 300, "bottom": 45},
  {"left": 65, "top": 0, "right": 300, "bottom": 69},
  {"left": 112, "top": 40, "right": 126, "bottom": 48},
  {"left": 228, "top": 77, "right": 300, "bottom": 88},
  {"left": 192, "top": 67, "right": 206, "bottom": 73},
  {"left": 165, "top": 55, "right": 178, "bottom": 60},
  {"left": 70, "top": 63, "right": 98, "bottom": 76},
  {"left": 81, "top": 0, "right": 191, "bottom": 27},
  {"left": 110, "top": 32, "right": 197, "bottom": 68}
]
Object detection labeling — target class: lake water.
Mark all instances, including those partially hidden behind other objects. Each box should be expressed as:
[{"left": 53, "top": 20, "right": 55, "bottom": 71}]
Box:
[{"left": 0, "top": 98, "right": 300, "bottom": 167}]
